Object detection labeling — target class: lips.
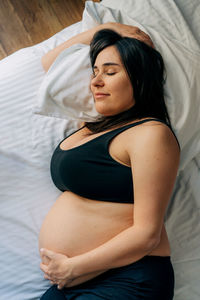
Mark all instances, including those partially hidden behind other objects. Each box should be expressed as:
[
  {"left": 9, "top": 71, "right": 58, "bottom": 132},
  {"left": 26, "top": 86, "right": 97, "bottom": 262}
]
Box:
[{"left": 94, "top": 93, "right": 110, "bottom": 99}]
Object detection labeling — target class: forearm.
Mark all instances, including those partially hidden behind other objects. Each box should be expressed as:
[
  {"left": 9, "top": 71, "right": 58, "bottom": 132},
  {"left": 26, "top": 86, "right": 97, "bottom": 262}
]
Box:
[
  {"left": 72, "top": 226, "right": 160, "bottom": 278},
  {"left": 41, "top": 22, "right": 154, "bottom": 72},
  {"left": 42, "top": 23, "right": 108, "bottom": 72}
]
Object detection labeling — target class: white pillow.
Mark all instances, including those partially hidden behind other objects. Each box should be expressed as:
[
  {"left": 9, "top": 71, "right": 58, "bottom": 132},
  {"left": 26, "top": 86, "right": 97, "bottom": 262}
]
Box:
[
  {"left": 101, "top": 0, "right": 200, "bottom": 51},
  {"left": 34, "top": 43, "right": 99, "bottom": 122},
  {"left": 34, "top": 1, "right": 200, "bottom": 170}
]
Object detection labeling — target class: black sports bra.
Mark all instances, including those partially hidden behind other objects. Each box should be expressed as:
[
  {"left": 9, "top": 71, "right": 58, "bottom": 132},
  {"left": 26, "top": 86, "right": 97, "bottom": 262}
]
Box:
[{"left": 50, "top": 118, "right": 180, "bottom": 204}]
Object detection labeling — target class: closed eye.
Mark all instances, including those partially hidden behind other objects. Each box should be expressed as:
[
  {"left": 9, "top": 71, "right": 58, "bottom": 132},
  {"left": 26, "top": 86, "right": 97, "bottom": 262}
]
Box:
[{"left": 91, "top": 72, "right": 116, "bottom": 78}]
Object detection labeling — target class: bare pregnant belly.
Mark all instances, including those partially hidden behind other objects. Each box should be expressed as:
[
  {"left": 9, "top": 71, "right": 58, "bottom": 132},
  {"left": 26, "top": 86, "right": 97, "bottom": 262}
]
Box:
[
  {"left": 39, "top": 191, "right": 171, "bottom": 260},
  {"left": 39, "top": 191, "right": 171, "bottom": 287},
  {"left": 39, "top": 191, "right": 134, "bottom": 257}
]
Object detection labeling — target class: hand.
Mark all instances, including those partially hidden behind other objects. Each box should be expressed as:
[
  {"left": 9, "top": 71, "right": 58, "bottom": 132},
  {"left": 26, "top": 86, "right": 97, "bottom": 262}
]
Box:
[
  {"left": 102, "top": 22, "right": 154, "bottom": 48},
  {"left": 40, "top": 248, "right": 74, "bottom": 289}
]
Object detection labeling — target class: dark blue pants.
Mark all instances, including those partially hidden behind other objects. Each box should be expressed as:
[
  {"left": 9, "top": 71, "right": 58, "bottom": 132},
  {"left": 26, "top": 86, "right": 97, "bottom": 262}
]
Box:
[{"left": 40, "top": 256, "right": 174, "bottom": 299}]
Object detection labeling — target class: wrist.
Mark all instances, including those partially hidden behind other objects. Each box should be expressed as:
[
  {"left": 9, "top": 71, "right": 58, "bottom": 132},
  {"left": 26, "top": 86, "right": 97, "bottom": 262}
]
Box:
[
  {"left": 70, "top": 255, "right": 85, "bottom": 278},
  {"left": 93, "top": 22, "right": 114, "bottom": 34}
]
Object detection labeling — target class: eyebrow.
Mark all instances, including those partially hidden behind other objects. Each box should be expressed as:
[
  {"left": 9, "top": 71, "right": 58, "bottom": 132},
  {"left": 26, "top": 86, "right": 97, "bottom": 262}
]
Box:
[{"left": 93, "top": 62, "right": 120, "bottom": 69}]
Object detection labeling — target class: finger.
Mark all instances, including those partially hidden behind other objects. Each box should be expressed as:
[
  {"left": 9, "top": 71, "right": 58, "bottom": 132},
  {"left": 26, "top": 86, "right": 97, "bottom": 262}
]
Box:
[
  {"left": 134, "top": 34, "right": 154, "bottom": 48},
  {"left": 44, "top": 274, "right": 51, "bottom": 280},
  {"left": 40, "top": 248, "right": 55, "bottom": 259},
  {"left": 40, "top": 263, "right": 49, "bottom": 274},
  {"left": 40, "top": 254, "right": 51, "bottom": 265},
  {"left": 128, "top": 27, "right": 154, "bottom": 48}
]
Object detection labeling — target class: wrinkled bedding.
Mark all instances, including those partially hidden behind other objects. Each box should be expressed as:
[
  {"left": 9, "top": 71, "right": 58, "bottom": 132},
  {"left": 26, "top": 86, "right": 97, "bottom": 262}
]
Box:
[{"left": 0, "top": 1, "right": 199, "bottom": 299}]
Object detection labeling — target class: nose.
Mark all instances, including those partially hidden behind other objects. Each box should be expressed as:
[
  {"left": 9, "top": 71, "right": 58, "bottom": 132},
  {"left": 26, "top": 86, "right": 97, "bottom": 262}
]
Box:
[{"left": 91, "top": 73, "right": 104, "bottom": 87}]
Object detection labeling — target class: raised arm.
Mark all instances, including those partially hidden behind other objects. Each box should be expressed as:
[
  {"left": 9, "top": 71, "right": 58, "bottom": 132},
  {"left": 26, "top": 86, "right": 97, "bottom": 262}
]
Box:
[
  {"left": 41, "top": 22, "right": 154, "bottom": 72},
  {"left": 40, "top": 123, "right": 180, "bottom": 289}
]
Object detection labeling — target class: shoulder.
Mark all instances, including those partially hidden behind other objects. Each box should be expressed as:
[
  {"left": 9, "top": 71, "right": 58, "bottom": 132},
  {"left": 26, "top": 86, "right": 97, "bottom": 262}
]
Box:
[{"left": 125, "top": 119, "right": 180, "bottom": 160}]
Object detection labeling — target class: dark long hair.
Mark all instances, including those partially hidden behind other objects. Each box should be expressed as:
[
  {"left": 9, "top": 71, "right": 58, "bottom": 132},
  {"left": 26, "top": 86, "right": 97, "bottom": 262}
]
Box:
[{"left": 85, "top": 29, "right": 171, "bottom": 133}]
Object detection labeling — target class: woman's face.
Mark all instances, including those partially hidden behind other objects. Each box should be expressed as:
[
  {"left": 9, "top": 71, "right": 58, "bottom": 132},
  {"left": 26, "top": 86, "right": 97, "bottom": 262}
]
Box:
[{"left": 90, "top": 46, "right": 135, "bottom": 116}]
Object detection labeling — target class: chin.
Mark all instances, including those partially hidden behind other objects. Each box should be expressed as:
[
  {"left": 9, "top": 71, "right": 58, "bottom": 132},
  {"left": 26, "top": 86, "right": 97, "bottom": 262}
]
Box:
[
  {"left": 95, "top": 107, "right": 111, "bottom": 117},
  {"left": 95, "top": 106, "right": 118, "bottom": 117},
  {"left": 96, "top": 111, "right": 116, "bottom": 117}
]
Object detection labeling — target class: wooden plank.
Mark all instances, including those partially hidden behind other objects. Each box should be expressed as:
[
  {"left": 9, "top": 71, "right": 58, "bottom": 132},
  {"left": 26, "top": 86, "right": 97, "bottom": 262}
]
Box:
[
  {"left": 0, "top": 0, "right": 33, "bottom": 57},
  {"left": 0, "top": 0, "right": 101, "bottom": 60},
  {"left": 9, "top": 0, "right": 64, "bottom": 43},
  {"left": 50, "top": 0, "right": 85, "bottom": 28},
  {"left": 0, "top": 42, "right": 7, "bottom": 60}
]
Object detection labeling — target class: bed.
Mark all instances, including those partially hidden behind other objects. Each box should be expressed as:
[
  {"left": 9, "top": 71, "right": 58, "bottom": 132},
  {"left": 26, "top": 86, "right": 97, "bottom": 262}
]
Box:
[{"left": 0, "top": 1, "right": 200, "bottom": 299}]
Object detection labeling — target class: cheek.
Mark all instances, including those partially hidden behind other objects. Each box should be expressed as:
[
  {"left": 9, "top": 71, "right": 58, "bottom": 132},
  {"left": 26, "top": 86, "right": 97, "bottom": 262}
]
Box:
[
  {"left": 126, "top": 84, "right": 134, "bottom": 100},
  {"left": 108, "top": 78, "right": 124, "bottom": 94},
  {"left": 114, "top": 79, "right": 133, "bottom": 99}
]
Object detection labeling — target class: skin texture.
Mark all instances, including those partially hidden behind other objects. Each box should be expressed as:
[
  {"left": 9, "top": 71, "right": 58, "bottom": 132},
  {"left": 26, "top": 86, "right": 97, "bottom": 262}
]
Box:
[
  {"left": 39, "top": 23, "right": 180, "bottom": 290},
  {"left": 39, "top": 118, "right": 180, "bottom": 289},
  {"left": 90, "top": 45, "right": 135, "bottom": 116}
]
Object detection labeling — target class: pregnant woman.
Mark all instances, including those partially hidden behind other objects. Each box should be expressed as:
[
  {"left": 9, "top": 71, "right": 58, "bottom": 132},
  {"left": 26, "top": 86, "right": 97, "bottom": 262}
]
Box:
[{"left": 39, "top": 23, "right": 180, "bottom": 299}]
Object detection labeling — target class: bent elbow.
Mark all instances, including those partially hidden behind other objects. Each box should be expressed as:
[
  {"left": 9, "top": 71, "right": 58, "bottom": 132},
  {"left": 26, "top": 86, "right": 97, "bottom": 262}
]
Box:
[
  {"left": 146, "top": 234, "right": 161, "bottom": 251},
  {"left": 140, "top": 229, "right": 161, "bottom": 252}
]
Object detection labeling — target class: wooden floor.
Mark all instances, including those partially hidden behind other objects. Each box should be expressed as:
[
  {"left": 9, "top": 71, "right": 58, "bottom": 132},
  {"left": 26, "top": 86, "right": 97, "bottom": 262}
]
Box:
[{"left": 0, "top": 0, "right": 100, "bottom": 60}]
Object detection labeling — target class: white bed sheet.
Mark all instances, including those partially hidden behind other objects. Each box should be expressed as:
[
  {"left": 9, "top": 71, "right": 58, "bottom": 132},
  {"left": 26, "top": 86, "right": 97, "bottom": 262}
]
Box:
[
  {"left": 101, "top": 1, "right": 200, "bottom": 298},
  {"left": 0, "top": 24, "right": 81, "bottom": 300},
  {"left": 0, "top": 1, "right": 199, "bottom": 299}
]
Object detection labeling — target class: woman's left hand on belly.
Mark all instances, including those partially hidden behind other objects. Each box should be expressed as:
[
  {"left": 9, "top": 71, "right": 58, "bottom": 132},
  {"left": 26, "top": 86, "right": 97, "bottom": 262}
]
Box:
[{"left": 40, "top": 248, "right": 75, "bottom": 289}]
